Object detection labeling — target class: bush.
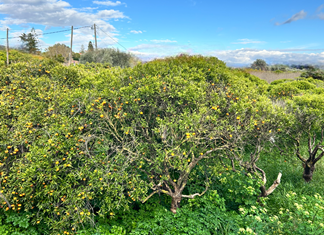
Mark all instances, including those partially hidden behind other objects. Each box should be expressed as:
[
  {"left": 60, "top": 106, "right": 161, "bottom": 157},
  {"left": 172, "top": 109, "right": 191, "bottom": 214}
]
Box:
[
  {"left": 79, "top": 48, "right": 135, "bottom": 68},
  {"left": 268, "top": 80, "right": 316, "bottom": 99},
  {"left": 2, "top": 54, "right": 324, "bottom": 234},
  {"left": 270, "top": 79, "right": 293, "bottom": 86},
  {"left": 0, "top": 54, "right": 273, "bottom": 233},
  {"left": 0, "top": 49, "right": 35, "bottom": 66},
  {"left": 300, "top": 70, "right": 324, "bottom": 81}
]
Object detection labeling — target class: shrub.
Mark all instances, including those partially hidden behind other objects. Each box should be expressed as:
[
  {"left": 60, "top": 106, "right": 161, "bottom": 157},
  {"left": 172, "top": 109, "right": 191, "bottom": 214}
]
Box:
[
  {"left": 300, "top": 70, "right": 324, "bottom": 81},
  {"left": 270, "top": 79, "right": 293, "bottom": 86},
  {"left": 79, "top": 48, "right": 135, "bottom": 68}
]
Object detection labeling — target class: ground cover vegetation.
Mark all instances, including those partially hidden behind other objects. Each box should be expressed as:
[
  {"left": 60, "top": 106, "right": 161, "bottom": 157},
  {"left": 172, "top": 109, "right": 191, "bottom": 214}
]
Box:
[{"left": 1, "top": 52, "right": 324, "bottom": 234}]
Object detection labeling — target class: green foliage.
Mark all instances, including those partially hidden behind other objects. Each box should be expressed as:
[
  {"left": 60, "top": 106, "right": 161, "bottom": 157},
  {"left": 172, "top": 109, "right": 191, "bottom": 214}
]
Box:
[
  {"left": 80, "top": 48, "right": 135, "bottom": 68},
  {"left": 0, "top": 49, "right": 35, "bottom": 66},
  {"left": 297, "top": 77, "right": 324, "bottom": 88},
  {"left": 0, "top": 212, "right": 42, "bottom": 235},
  {"left": 300, "top": 70, "right": 324, "bottom": 81},
  {"left": 270, "top": 79, "right": 293, "bottom": 86},
  {"left": 72, "top": 52, "right": 81, "bottom": 61},
  {"left": 268, "top": 80, "right": 317, "bottom": 99},
  {"left": 77, "top": 190, "right": 240, "bottom": 235},
  {"left": 250, "top": 59, "right": 268, "bottom": 71},
  {"left": 270, "top": 64, "right": 289, "bottom": 72},
  {"left": 0, "top": 60, "right": 146, "bottom": 233},
  {"left": 2, "top": 53, "right": 324, "bottom": 235},
  {"left": 44, "top": 43, "right": 70, "bottom": 62}
]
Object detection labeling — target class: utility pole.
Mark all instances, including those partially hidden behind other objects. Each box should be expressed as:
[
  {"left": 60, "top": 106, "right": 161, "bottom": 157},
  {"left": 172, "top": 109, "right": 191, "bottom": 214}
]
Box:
[
  {"left": 6, "top": 28, "right": 9, "bottom": 66},
  {"left": 94, "top": 24, "right": 97, "bottom": 50},
  {"left": 69, "top": 26, "right": 73, "bottom": 66}
]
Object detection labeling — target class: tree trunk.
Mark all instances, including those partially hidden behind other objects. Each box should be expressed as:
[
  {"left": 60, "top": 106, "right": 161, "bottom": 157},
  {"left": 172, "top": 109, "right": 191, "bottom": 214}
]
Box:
[
  {"left": 170, "top": 193, "right": 182, "bottom": 214},
  {"left": 303, "top": 162, "right": 315, "bottom": 182}
]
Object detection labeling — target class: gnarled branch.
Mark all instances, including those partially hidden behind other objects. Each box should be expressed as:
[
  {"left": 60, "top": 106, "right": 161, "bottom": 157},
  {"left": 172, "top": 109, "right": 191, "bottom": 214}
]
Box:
[{"left": 259, "top": 172, "right": 282, "bottom": 197}]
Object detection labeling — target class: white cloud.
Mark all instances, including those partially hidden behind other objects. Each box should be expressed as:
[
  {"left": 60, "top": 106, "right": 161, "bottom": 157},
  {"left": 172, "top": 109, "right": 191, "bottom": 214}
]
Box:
[
  {"left": 275, "top": 10, "right": 307, "bottom": 25},
  {"left": 150, "top": 39, "right": 177, "bottom": 43},
  {"left": 128, "top": 43, "right": 324, "bottom": 66},
  {"left": 0, "top": 0, "right": 126, "bottom": 32},
  {"left": 128, "top": 43, "right": 192, "bottom": 61},
  {"left": 93, "top": 1, "right": 124, "bottom": 7},
  {"left": 53, "top": 26, "right": 120, "bottom": 52},
  {"left": 232, "top": 39, "right": 265, "bottom": 44},
  {"left": 0, "top": 0, "right": 127, "bottom": 51},
  {"left": 130, "top": 30, "right": 143, "bottom": 34},
  {"left": 206, "top": 48, "right": 324, "bottom": 67},
  {"left": 97, "top": 9, "right": 127, "bottom": 19}
]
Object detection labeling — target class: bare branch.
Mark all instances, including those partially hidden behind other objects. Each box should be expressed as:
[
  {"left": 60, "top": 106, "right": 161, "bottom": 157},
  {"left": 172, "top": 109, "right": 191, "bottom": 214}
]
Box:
[
  {"left": 230, "top": 159, "right": 237, "bottom": 172},
  {"left": 262, "top": 172, "right": 282, "bottom": 197},
  {"left": 255, "top": 165, "right": 267, "bottom": 185},
  {"left": 141, "top": 189, "right": 171, "bottom": 203},
  {"left": 196, "top": 145, "right": 229, "bottom": 161},
  {"left": 295, "top": 140, "right": 307, "bottom": 163},
  {"left": 181, "top": 185, "right": 208, "bottom": 199},
  {"left": 314, "top": 147, "right": 324, "bottom": 164}
]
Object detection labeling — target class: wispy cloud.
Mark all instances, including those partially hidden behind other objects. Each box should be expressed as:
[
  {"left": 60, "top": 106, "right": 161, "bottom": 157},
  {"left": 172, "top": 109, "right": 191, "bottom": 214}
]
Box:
[
  {"left": 275, "top": 10, "right": 307, "bottom": 25},
  {"left": 317, "top": 12, "right": 324, "bottom": 20},
  {"left": 93, "top": 1, "right": 125, "bottom": 7},
  {"left": 150, "top": 39, "right": 177, "bottom": 43},
  {"left": 232, "top": 39, "right": 265, "bottom": 44},
  {"left": 130, "top": 30, "right": 143, "bottom": 34},
  {"left": 317, "top": 4, "right": 324, "bottom": 12}
]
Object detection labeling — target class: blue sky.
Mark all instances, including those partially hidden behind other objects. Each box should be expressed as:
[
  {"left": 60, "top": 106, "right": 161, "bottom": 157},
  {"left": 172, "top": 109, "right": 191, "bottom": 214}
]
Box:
[{"left": 1, "top": 0, "right": 324, "bottom": 66}]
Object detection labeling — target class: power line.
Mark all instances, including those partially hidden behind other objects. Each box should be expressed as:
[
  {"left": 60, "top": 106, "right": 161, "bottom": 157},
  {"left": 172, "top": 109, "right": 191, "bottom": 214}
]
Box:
[
  {"left": 0, "top": 25, "right": 92, "bottom": 40},
  {"left": 97, "top": 26, "right": 128, "bottom": 51}
]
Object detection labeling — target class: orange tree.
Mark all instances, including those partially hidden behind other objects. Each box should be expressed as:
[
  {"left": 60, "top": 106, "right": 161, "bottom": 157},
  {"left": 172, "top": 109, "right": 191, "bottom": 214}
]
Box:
[
  {"left": 219, "top": 94, "right": 286, "bottom": 198},
  {"left": 281, "top": 94, "right": 324, "bottom": 182},
  {"left": 0, "top": 61, "right": 147, "bottom": 233},
  {"left": 268, "top": 79, "right": 324, "bottom": 182},
  {"left": 0, "top": 55, "right": 276, "bottom": 233},
  {"left": 84, "top": 55, "right": 274, "bottom": 213}
]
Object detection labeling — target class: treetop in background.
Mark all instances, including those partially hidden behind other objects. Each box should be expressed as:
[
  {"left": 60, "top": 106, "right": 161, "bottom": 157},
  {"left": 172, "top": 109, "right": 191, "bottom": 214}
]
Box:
[{"left": 19, "top": 28, "right": 40, "bottom": 54}]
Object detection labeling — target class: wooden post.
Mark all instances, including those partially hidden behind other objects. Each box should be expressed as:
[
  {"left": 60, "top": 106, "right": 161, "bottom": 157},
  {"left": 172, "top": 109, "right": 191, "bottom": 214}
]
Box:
[
  {"left": 94, "top": 24, "right": 97, "bottom": 50},
  {"left": 69, "top": 26, "right": 73, "bottom": 65},
  {"left": 6, "top": 28, "right": 9, "bottom": 66}
]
